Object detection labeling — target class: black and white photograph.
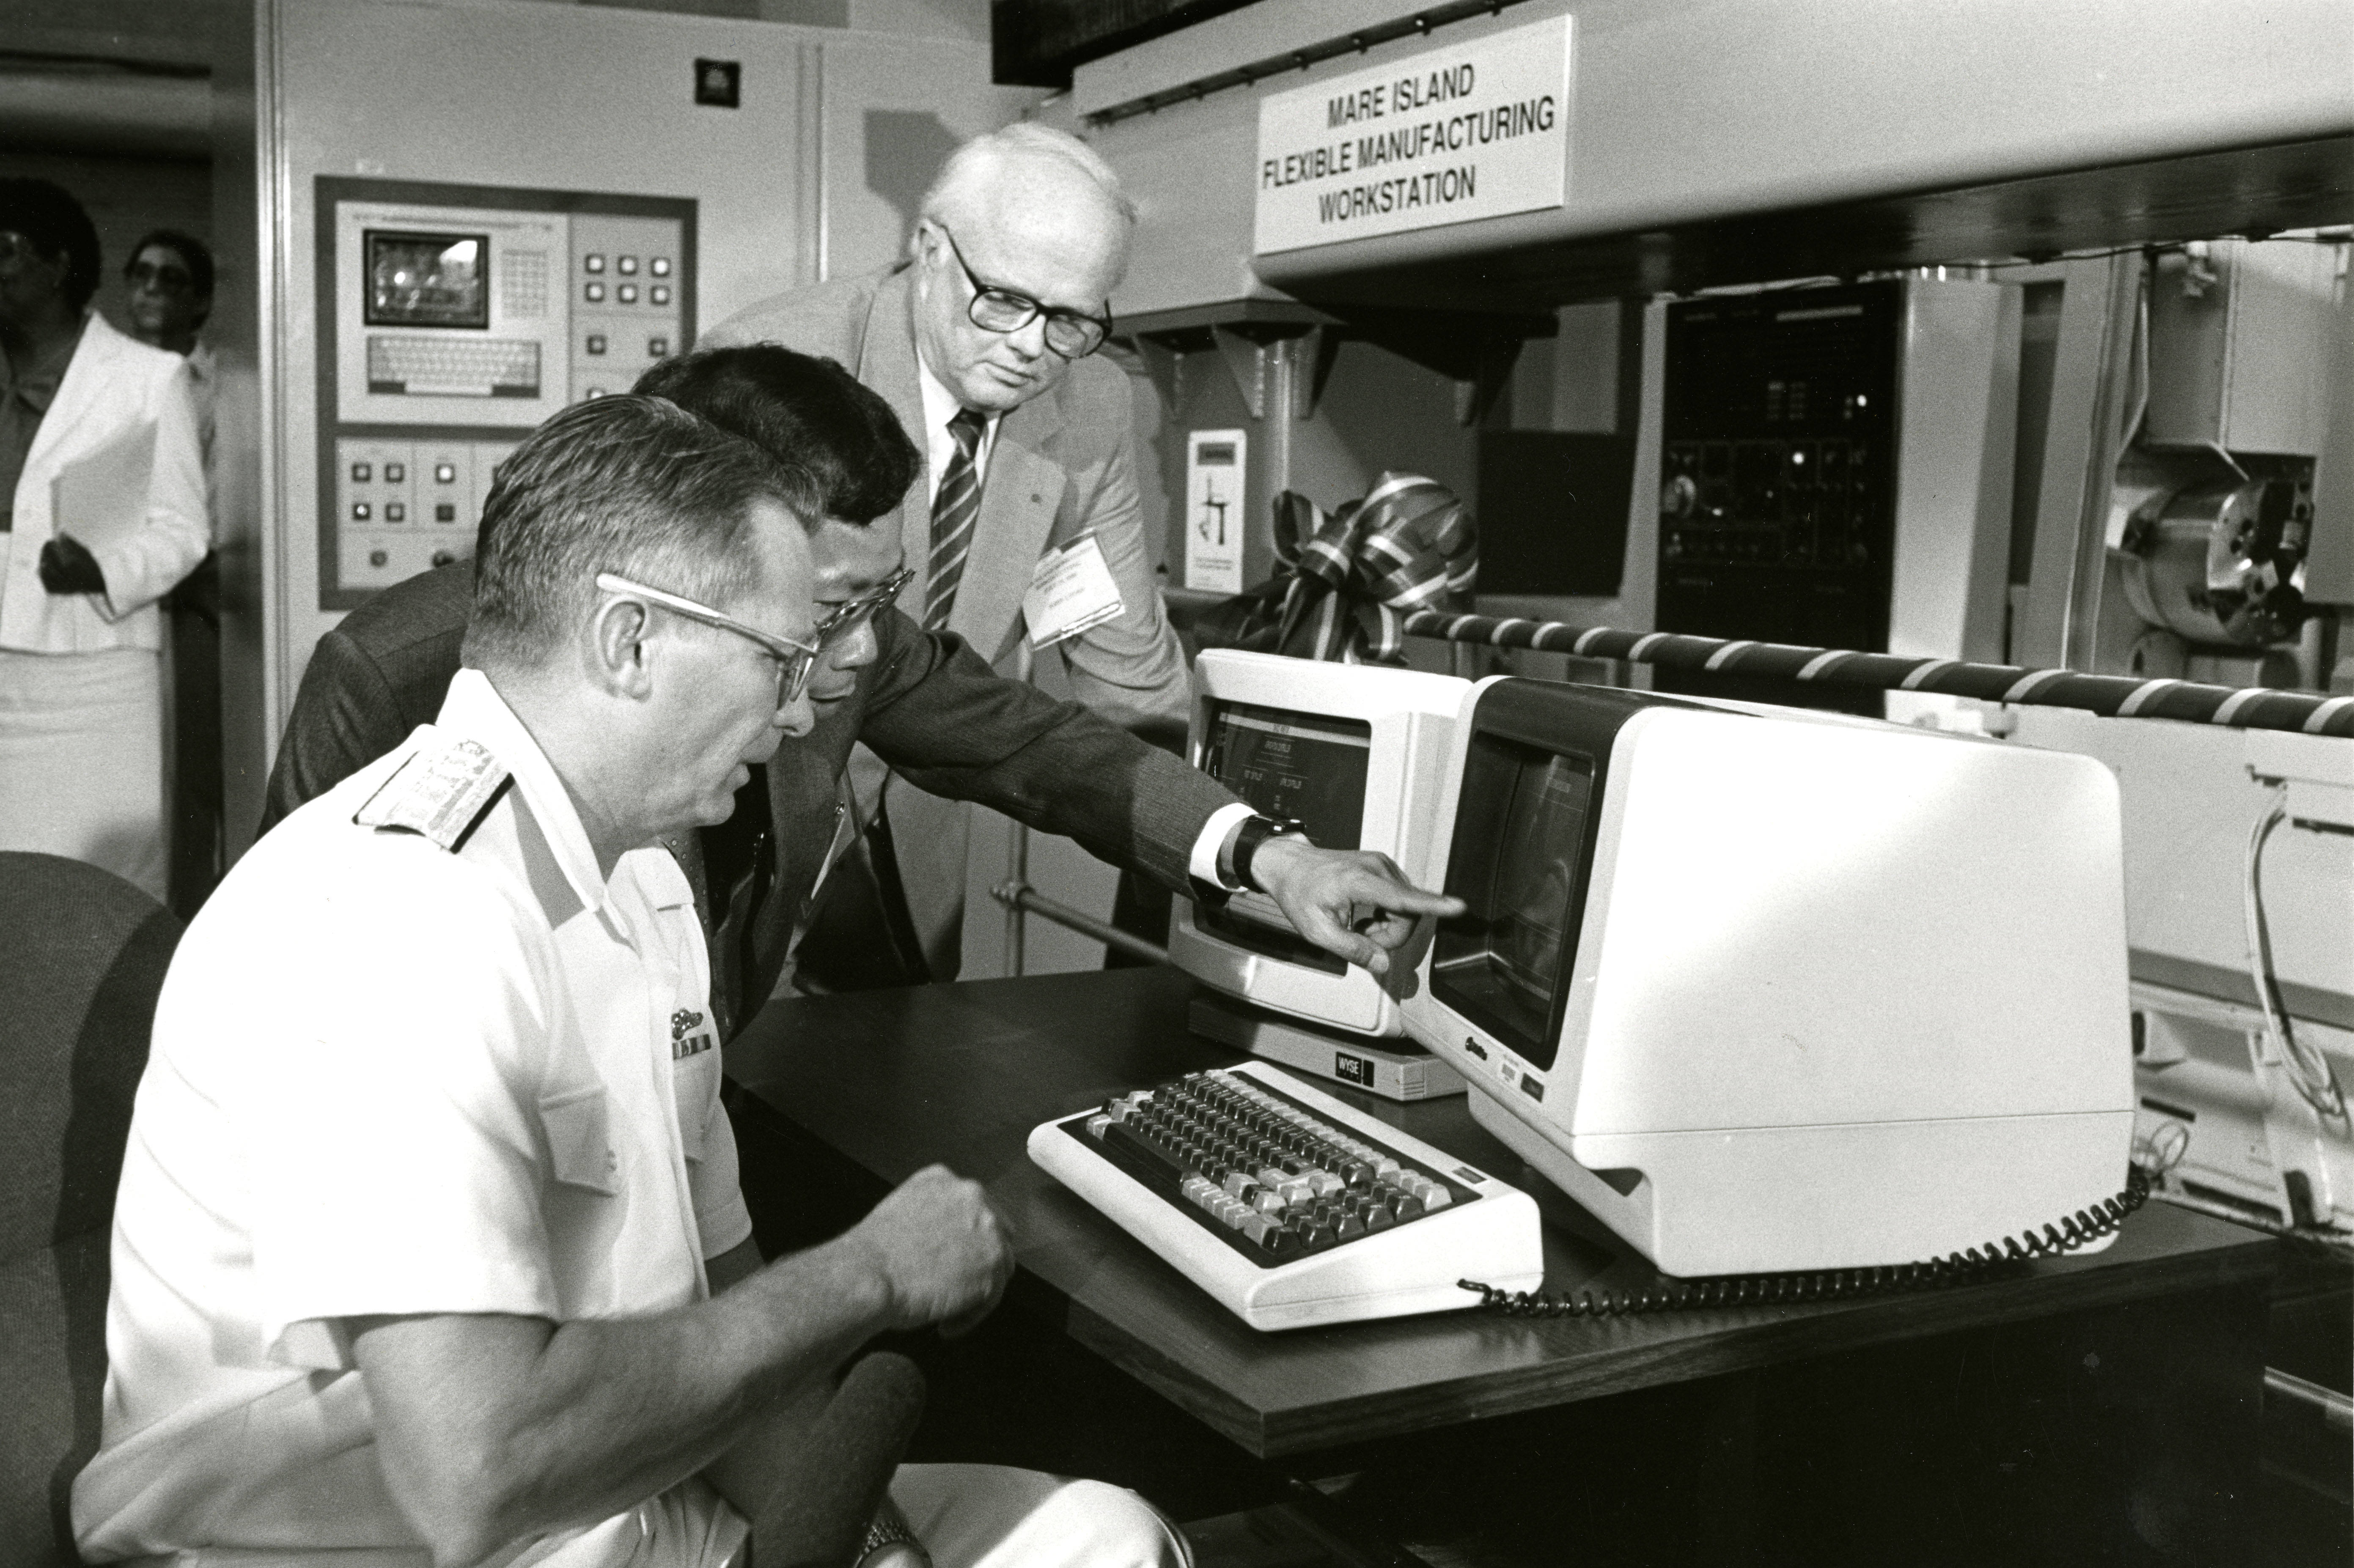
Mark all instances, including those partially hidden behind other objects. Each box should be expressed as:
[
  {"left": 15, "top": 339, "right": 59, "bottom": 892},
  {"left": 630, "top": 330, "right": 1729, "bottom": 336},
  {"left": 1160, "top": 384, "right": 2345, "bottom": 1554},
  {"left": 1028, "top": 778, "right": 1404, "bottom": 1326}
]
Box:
[{"left": 1, "top": 2, "right": 2348, "bottom": 1564}]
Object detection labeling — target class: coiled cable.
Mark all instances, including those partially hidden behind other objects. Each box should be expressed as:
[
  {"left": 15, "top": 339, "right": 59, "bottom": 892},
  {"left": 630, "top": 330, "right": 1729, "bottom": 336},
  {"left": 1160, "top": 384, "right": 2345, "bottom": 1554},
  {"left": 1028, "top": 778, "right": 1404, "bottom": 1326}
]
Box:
[{"left": 1459, "top": 1167, "right": 2151, "bottom": 1319}]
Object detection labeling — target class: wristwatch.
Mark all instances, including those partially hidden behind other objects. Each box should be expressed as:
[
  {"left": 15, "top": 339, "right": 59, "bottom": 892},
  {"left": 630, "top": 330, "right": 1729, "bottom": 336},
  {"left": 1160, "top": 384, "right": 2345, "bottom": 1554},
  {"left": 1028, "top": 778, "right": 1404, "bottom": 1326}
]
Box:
[
  {"left": 857, "top": 1512, "right": 923, "bottom": 1564},
  {"left": 1229, "top": 814, "right": 1307, "bottom": 894}
]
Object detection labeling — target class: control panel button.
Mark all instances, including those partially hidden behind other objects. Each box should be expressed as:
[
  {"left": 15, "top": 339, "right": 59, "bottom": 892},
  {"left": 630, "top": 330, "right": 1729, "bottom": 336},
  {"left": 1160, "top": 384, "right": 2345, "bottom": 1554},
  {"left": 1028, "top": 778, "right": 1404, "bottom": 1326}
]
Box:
[
  {"left": 349, "top": 462, "right": 372, "bottom": 482},
  {"left": 617, "top": 284, "right": 637, "bottom": 304},
  {"left": 369, "top": 548, "right": 389, "bottom": 567},
  {"left": 435, "top": 463, "right": 457, "bottom": 484},
  {"left": 585, "top": 282, "right": 605, "bottom": 302},
  {"left": 351, "top": 502, "right": 371, "bottom": 521},
  {"left": 584, "top": 385, "right": 608, "bottom": 398},
  {"left": 649, "top": 285, "right": 670, "bottom": 307},
  {"left": 431, "top": 549, "right": 456, "bottom": 567},
  {"left": 617, "top": 255, "right": 638, "bottom": 275},
  {"left": 585, "top": 254, "right": 605, "bottom": 273},
  {"left": 435, "top": 502, "right": 458, "bottom": 523},
  {"left": 586, "top": 333, "right": 607, "bottom": 355},
  {"left": 650, "top": 256, "right": 671, "bottom": 277},
  {"left": 385, "top": 462, "right": 406, "bottom": 483},
  {"left": 386, "top": 502, "right": 407, "bottom": 523},
  {"left": 647, "top": 336, "right": 669, "bottom": 357}
]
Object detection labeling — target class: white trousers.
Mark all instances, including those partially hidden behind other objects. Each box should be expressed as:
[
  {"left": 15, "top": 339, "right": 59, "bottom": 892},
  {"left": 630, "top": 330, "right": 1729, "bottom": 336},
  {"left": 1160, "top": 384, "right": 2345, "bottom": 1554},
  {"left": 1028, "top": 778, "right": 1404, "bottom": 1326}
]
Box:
[
  {"left": 0, "top": 646, "right": 166, "bottom": 902},
  {"left": 514, "top": 1463, "right": 1190, "bottom": 1568}
]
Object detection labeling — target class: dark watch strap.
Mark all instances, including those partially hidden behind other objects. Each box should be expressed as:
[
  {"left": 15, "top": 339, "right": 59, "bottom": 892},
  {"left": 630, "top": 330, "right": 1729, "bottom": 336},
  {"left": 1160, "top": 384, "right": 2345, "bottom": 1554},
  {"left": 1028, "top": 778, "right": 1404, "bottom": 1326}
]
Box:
[{"left": 1231, "top": 815, "right": 1304, "bottom": 894}]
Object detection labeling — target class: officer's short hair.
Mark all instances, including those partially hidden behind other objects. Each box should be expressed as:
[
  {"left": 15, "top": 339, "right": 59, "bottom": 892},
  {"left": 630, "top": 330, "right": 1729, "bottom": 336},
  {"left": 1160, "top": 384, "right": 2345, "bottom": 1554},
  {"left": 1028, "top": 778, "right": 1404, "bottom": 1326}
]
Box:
[
  {"left": 633, "top": 345, "right": 919, "bottom": 526},
  {"left": 0, "top": 178, "right": 103, "bottom": 312},
  {"left": 464, "top": 395, "right": 815, "bottom": 669}
]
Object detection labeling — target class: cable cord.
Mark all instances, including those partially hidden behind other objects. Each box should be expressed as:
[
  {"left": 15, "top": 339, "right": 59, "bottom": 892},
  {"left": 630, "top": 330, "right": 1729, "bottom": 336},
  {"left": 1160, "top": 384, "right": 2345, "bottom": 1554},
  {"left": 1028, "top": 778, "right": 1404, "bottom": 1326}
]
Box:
[
  {"left": 2243, "top": 787, "right": 2350, "bottom": 1125},
  {"left": 1459, "top": 1168, "right": 2151, "bottom": 1319}
]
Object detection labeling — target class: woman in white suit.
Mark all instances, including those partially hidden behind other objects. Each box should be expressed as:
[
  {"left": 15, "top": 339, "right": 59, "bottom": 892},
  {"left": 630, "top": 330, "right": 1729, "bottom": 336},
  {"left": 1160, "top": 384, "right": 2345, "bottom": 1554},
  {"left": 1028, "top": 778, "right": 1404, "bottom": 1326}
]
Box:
[{"left": 0, "top": 179, "right": 209, "bottom": 902}]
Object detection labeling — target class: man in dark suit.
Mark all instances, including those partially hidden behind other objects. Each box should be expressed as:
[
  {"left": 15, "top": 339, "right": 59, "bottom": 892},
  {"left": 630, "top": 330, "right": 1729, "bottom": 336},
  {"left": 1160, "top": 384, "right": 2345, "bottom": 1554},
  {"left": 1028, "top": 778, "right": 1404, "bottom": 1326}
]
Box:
[
  {"left": 263, "top": 346, "right": 1457, "bottom": 1038},
  {"left": 705, "top": 124, "right": 1185, "bottom": 979}
]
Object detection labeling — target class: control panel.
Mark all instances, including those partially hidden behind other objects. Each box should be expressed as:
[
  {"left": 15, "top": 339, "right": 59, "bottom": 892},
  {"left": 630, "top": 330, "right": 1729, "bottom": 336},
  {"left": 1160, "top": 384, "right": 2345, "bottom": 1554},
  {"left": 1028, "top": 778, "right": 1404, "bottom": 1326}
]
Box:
[
  {"left": 1654, "top": 281, "right": 1901, "bottom": 677},
  {"left": 316, "top": 178, "right": 696, "bottom": 609}
]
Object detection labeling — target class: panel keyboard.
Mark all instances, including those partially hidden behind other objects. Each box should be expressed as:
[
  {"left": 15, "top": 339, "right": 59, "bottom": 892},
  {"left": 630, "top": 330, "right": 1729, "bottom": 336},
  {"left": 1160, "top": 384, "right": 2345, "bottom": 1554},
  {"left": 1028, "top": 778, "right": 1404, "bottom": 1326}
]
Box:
[{"left": 1028, "top": 1061, "right": 1543, "bottom": 1331}]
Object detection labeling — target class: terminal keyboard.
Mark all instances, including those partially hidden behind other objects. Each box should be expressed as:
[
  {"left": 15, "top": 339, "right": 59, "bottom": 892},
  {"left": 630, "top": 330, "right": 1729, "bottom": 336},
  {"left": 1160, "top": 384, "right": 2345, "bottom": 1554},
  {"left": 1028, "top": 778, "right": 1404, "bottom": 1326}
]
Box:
[
  {"left": 368, "top": 336, "right": 542, "bottom": 397},
  {"left": 1027, "top": 1061, "right": 1544, "bottom": 1331}
]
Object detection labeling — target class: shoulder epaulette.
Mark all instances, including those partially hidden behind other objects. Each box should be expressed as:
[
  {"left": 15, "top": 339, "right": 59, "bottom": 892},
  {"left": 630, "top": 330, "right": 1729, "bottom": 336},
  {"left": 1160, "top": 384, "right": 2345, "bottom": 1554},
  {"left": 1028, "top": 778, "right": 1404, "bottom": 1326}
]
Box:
[{"left": 353, "top": 737, "right": 512, "bottom": 852}]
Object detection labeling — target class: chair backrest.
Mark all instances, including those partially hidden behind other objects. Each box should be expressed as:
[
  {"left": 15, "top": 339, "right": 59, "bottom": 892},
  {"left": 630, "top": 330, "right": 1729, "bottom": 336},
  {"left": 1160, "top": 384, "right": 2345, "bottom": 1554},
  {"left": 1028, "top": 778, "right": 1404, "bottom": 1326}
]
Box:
[{"left": 0, "top": 853, "right": 183, "bottom": 1568}]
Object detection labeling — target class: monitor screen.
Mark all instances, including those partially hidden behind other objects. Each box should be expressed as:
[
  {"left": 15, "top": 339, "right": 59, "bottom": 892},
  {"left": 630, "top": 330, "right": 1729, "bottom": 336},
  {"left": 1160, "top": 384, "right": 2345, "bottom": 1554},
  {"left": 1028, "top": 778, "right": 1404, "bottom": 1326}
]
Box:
[
  {"left": 365, "top": 230, "right": 490, "bottom": 329},
  {"left": 1430, "top": 734, "right": 1597, "bottom": 1070},
  {"left": 1202, "top": 702, "right": 1369, "bottom": 848},
  {"left": 1196, "top": 702, "right": 1371, "bottom": 975}
]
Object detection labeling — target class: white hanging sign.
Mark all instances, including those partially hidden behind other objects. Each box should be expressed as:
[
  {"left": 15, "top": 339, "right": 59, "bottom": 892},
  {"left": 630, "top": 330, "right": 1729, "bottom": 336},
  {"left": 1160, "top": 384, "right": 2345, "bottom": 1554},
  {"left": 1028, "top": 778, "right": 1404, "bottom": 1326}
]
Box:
[
  {"left": 1253, "top": 14, "right": 1574, "bottom": 256},
  {"left": 1184, "top": 429, "right": 1247, "bottom": 594}
]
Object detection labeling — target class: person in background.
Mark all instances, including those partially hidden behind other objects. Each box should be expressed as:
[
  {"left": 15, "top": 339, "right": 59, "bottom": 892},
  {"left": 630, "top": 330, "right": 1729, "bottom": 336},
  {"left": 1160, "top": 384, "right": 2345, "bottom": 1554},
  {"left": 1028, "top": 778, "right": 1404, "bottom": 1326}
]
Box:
[
  {"left": 707, "top": 123, "right": 1187, "bottom": 984},
  {"left": 0, "top": 178, "right": 208, "bottom": 903},
  {"left": 123, "top": 228, "right": 227, "bottom": 912},
  {"left": 121, "top": 229, "right": 217, "bottom": 466},
  {"left": 75, "top": 393, "right": 1191, "bottom": 1568}
]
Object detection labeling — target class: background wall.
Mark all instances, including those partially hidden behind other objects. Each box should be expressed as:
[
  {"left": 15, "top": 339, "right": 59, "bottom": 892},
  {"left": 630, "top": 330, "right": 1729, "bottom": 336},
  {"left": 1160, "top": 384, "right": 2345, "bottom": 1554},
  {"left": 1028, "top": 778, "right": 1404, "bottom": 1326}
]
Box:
[{"left": 263, "top": 0, "right": 1038, "bottom": 740}]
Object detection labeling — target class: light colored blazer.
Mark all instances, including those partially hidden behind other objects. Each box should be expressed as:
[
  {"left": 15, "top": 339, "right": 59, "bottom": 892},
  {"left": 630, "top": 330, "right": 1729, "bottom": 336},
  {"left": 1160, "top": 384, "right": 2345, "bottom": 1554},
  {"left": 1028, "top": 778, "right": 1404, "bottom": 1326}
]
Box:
[
  {"left": 707, "top": 263, "right": 1193, "bottom": 976},
  {"left": 706, "top": 263, "right": 1188, "bottom": 729},
  {"left": 1, "top": 312, "right": 209, "bottom": 654}
]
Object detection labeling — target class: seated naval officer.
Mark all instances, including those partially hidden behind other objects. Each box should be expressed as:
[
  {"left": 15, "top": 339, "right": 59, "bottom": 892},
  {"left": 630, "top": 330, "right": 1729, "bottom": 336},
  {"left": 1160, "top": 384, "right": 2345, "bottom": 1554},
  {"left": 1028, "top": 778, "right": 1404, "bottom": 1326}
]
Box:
[
  {"left": 261, "top": 344, "right": 1462, "bottom": 1028},
  {"left": 73, "top": 394, "right": 1189, "bottom": 1568}
]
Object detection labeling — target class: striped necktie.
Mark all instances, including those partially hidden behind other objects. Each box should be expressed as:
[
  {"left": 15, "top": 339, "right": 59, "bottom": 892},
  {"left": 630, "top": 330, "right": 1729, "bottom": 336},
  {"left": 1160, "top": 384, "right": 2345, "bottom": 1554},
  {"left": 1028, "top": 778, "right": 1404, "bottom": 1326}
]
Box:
[{"left": 923, "top": 407, "right": 988, "bottom": 632}]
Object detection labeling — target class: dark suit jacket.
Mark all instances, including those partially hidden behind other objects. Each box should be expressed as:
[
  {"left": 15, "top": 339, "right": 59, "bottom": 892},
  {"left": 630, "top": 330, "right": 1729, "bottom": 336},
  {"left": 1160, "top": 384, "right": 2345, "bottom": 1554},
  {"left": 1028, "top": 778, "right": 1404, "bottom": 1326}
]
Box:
[{"left": 260, "top": 562, "right": 1234, "bottom": 1037}]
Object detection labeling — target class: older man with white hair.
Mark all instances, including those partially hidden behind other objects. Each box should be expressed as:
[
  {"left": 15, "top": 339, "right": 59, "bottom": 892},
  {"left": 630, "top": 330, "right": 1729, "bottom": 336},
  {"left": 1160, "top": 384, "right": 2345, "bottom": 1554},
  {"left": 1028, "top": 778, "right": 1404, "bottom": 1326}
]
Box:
[{"left": 709, "top": 123, "right": 1187, "bottom": 984}]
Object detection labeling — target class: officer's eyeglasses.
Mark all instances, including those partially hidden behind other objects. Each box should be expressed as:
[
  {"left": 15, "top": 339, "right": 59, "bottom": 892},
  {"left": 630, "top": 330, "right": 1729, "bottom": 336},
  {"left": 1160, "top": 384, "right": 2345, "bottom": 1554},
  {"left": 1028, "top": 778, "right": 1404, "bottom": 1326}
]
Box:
[
  {"left": 816, "top": 565, "right": 914, "bottom": 648},
  {"left": 935, "top": 225, "right": 1112, "bottom": 360},
  {"left": 595, "top": 572, "right": 822, "bottom": 711}
]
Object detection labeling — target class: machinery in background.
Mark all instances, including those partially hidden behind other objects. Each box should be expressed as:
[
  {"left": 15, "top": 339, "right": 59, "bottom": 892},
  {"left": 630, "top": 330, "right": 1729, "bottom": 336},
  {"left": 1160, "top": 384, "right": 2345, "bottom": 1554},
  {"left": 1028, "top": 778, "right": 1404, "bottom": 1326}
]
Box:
[
  {"left": 2014, "top": 233, "right": 2354, "bottom": 1241},
  {"left": 2105, "top": 238, "right": 2342, "bottom": 691},
  {"left": 316, "top": 180, "right": 695, "bottom": 609},
  {"left": 1648, "top": 278, "right": 2016, "bottom": 721}
]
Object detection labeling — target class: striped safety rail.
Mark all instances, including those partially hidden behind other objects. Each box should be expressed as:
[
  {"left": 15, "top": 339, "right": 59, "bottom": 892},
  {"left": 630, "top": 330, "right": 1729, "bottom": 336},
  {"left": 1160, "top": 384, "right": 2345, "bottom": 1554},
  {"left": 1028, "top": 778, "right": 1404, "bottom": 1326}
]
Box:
[{"left": 1399, "top": 611, "right": 2354, "bottom": 740}]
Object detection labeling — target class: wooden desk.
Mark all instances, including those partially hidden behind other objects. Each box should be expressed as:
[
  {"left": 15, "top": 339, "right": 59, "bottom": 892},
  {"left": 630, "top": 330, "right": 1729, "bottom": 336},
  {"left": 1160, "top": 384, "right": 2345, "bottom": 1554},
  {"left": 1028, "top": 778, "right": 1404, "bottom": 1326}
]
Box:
[{"left": 723, "top": 966, "right": 2279, "bottom": 1470}]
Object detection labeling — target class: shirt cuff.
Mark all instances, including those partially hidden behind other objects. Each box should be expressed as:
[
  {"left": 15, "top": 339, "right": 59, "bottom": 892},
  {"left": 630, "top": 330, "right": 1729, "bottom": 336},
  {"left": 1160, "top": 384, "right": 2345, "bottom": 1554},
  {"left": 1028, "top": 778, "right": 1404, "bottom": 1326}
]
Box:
[{"left": 1189, "top": 803, "right": 1257, "bottom": 891}]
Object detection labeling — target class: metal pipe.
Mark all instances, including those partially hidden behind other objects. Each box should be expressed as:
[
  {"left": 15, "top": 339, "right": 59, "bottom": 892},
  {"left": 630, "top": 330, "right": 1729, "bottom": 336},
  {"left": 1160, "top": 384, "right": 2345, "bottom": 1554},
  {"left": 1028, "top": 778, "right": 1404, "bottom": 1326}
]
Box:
[
  {"left": 1005, "top": 642, "right": 1036, "bottom": 977},
  {"left": 989, "top": 881, "right": 1170, "bottom": 967},
  {"left": 2265, "top": 1367, "right": 2354, "bottom": 1434}
]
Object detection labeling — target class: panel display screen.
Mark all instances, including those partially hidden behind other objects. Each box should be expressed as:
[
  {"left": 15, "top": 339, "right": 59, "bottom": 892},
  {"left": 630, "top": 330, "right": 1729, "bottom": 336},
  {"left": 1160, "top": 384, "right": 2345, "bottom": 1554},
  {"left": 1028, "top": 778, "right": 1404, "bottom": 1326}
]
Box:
[
  {"left": 1195, "top": 703, "right": 1370, "bottom": 975},
  {"left": 364, "top": 230, "right": 491, "bottom": 329},
  {"left": 1431, "top": 736, "right": 1596, "bottom": 1069}
]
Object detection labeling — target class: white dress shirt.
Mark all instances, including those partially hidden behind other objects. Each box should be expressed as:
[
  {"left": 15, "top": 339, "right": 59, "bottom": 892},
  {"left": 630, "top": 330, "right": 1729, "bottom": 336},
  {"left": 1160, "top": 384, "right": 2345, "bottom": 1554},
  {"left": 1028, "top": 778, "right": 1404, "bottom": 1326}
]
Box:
[{"left": 915, "top": 352, "right": 1000, "bottom": 504}]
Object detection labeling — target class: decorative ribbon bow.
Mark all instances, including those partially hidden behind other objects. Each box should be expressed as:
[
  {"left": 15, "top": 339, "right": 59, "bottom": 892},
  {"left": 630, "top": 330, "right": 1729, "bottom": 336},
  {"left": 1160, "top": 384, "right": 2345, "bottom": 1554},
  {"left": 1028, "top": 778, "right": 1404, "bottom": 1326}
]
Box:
[{"left": 1199, "top": 473, "right": 1477, "bottom": 664}]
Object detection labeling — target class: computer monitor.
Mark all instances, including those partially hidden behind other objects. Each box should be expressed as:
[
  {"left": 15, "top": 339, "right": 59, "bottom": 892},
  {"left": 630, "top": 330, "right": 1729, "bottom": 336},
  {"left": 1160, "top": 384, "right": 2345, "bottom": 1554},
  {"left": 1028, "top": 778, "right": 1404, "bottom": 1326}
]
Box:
[
  {"left": 1401, "top": 677, "right": 2136, "bottom": 1277},
  {"left": 1169, "top": 650, "right": 1469, "bottom": 1037}
]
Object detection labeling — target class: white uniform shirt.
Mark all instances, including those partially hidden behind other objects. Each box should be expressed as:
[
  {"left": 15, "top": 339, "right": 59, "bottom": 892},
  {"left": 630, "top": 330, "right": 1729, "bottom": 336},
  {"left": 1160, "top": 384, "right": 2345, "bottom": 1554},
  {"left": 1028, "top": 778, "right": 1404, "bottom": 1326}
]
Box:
[{"left": 74, "top": 668, "right": 750, "bottom": 1561}]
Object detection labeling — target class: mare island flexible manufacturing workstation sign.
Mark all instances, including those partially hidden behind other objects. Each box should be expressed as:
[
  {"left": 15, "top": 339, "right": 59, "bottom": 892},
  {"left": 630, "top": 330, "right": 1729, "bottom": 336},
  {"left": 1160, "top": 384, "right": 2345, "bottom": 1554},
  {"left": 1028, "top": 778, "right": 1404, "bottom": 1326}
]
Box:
[{"left": 1253, "top": 14, "right": 1574, "bottom": 255}]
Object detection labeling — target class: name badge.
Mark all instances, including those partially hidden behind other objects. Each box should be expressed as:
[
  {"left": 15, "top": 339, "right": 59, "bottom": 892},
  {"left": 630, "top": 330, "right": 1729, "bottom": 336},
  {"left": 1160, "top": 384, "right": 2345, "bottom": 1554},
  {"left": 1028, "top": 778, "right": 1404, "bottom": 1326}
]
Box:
[{"left": 1023, "top": 533, "right": 1125, "bottom": 649}]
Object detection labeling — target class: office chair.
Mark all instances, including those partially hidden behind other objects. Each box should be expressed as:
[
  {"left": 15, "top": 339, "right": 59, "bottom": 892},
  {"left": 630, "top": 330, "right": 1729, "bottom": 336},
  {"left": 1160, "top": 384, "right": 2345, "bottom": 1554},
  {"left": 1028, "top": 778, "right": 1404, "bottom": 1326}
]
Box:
[{"left": 0, "top": 853, "right": 183, "bottom": 1568}]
